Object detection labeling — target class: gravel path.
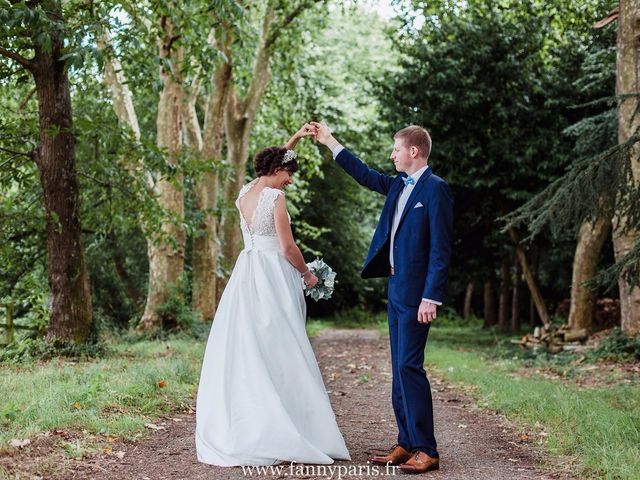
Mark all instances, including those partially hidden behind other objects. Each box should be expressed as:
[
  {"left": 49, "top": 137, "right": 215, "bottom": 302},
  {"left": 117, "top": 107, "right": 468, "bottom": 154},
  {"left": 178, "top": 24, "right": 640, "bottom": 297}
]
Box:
[{"left": 12, "top": 328, "right": 572, "bottom": 479}]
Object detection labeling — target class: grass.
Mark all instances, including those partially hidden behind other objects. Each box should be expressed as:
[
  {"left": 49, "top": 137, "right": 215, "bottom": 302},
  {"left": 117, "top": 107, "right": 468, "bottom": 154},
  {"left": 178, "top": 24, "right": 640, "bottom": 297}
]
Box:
[
  {"left": 0, "top": 337, "right": 205, "bottom": 449},
  {"left": 426, "top": 316, "right": 640, "bottom": 480},
  {"left": 307, "top": 307, "right": 388, "bottom": 336}
]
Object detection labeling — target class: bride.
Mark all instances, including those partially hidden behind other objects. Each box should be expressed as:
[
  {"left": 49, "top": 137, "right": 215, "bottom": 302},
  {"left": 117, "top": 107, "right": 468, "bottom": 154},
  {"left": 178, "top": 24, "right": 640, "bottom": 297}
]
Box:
[{"left": 195, "top": 125, "right": 351, "bottom": 466}]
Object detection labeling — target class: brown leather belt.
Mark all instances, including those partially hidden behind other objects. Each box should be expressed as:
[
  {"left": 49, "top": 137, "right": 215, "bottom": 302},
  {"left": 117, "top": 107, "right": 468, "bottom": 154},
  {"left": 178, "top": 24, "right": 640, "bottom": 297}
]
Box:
[{"left": 390, "top": 267, "right": 395, "bottom": 276}]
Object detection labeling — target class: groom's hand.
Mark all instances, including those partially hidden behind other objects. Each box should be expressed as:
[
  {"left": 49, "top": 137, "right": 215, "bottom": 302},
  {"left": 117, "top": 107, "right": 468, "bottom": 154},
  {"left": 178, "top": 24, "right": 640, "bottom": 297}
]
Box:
[
  {"left": 418, "top": 300, "right": 437, "bottom": 324},
  {"left": 310, "top": 121, "right": 339, "bottom": 150}
]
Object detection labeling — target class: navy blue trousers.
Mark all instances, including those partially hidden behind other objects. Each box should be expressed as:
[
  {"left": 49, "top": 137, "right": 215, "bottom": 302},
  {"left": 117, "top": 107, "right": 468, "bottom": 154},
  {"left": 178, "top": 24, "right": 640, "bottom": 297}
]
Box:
[{"left": 387, "top": 277, "right": 438, "bottom": 458}]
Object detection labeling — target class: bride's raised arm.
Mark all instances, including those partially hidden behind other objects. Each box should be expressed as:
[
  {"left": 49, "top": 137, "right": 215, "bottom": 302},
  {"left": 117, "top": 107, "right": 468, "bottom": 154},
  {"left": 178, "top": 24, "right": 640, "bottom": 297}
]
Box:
[{"left": 284, "top": 123, "right": 318, "bottom": 150}]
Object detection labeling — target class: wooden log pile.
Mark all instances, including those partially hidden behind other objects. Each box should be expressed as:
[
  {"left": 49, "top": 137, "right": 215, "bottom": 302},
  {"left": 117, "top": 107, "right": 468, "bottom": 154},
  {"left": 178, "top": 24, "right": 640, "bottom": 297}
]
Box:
[{"left": 511, "top": 325, "right": 589, "bottom": 353}]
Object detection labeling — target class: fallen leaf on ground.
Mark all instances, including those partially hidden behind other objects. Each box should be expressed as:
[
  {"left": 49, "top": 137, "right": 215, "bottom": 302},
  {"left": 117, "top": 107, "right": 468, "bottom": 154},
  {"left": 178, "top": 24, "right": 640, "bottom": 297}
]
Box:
[
  {"left": 10, "top": 438, "right": 31, "bottom": 449},
  {"left": 144, "top": 423, "right": 165, "bottom": 431},
  {"left": 115, "top": 450, "right": 126, "bottom": 459}
]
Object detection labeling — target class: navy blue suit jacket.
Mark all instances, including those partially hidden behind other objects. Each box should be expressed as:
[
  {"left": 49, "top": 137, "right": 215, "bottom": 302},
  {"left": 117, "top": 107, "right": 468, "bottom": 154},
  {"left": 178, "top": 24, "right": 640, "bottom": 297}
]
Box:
[{"left": 335, "top": 148, "right": 454, "bottom": 306}]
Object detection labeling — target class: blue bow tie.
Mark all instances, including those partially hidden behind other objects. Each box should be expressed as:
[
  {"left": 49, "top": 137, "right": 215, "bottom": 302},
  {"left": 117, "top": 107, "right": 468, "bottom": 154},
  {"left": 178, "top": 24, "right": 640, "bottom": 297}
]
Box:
[{"left": 402, "top": 176, "right": 415, "bottom": 187}]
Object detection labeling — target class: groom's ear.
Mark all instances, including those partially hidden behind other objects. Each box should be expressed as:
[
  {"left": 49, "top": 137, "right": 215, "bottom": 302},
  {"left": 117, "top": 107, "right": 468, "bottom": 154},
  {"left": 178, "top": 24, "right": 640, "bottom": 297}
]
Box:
[{"left": 410, "top": 146, "right": 418, "bottom": 158}]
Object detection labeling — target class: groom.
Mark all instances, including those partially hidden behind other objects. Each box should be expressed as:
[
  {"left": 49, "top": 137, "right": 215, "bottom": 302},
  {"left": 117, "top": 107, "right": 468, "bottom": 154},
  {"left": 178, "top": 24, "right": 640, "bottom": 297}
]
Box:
[{"left": 311, "top": 122, "right": 453, "bottom": 473}]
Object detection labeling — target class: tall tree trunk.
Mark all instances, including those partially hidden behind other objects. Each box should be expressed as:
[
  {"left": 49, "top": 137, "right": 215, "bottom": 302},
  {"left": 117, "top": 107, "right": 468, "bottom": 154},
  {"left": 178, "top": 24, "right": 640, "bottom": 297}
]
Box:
[
  {"left": 98, "top": 30, "right": 154, "bottom": 186},
  {"left": 181, "top": 78, "right": 206, "bottom": 317},
  {"left": 568, "top": 218, "right": 611, "bottom": 332},
  {"left": 529, "top": 247, "right": 539, "bottom": 327},
  {"left": 219, "top": 99, "right": 252, "bottom": 280},
  {"left": 218, "top": 10, "right": 275, "bottom": 297},
  {"left": 511, "top": 255, "right": 522, "bottom": 333},
  {"left": 483, "top": 280, "right": 496, "bottom": 328},
  {"left": 614, "top": 0, "right": 640, "bottom": 335},
  {"left": 138, "top": 18, "right": 185, "bottom": 331},
  {"left": 30, "top": 10, "right": 93, "bottom": 344},
  {"left": 463, "top": 281, "right": 474, "bottom": 318},
  {"left": 529, "top": 294, "right": 537, "bottom": 327},
  {"left": 509, "top": 228, "right": 551, "bottom": 328},
  {"left": 100, "top": 32, "right": 141, "bottom": 141},
  {"left": 498, "top": 255, "right": 510, "bottom": 332},
  {"left": 190, "top": 59, "right": 232, "bottom": 321}
]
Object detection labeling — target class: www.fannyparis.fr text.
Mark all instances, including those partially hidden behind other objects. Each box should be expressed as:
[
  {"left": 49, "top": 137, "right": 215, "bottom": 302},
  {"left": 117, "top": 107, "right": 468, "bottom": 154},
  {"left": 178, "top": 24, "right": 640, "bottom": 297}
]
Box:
[{"left": 241, "top": 462, "right": 399, "bottom": 478}]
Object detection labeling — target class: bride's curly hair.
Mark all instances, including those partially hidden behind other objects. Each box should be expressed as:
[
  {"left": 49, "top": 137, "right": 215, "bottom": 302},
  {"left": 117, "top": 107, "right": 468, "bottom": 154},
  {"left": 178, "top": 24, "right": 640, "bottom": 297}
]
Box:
[{"left": 253, "top": 146, "right": 299, "bottom": 177}]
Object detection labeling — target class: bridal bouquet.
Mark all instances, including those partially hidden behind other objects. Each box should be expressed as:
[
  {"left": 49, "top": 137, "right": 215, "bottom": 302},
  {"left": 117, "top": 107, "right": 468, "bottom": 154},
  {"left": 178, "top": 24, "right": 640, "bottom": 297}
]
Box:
[{"left": 303, "top": 258, "right": 336, "bottom": 301}]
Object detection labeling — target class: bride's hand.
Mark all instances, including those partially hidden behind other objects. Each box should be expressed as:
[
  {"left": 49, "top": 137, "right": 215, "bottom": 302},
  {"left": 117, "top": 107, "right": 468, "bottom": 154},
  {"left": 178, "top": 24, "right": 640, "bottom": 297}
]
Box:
[
  {"left": 296, "top": 123, "right": 318, "bottom": 140},
  {"left": 303, "top": 271, "right": 319, "bottom": 289}
]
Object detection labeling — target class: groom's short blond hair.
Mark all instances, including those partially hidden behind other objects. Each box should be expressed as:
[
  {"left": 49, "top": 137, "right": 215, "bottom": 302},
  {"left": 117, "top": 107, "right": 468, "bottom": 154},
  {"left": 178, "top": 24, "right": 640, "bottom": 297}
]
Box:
[{"left": 394, "top": 125, "right": 432, "bottom": 160}]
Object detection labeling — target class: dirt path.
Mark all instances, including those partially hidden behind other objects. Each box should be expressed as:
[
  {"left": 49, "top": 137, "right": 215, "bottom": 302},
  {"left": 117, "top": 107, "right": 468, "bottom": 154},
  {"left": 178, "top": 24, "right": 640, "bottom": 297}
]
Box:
[{"left": 37, "top": 329, "right": 569, "bottom": 479}]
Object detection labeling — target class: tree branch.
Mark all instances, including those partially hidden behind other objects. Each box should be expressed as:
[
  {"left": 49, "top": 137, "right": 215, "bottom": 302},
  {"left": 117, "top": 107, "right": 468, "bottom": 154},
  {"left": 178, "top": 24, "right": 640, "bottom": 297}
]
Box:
[
  {"left": 78, "top": 171, "right": 112, "bottom": 188},
  {"left": 0, "top": 146, "right": 34, "bottom": 159},
  {"left": 0, "top": 46, "right": 33, "bottom": 70},
  {"left": 239, "top": 6, "right": 276, "bottom": 118},
  {"left": 265, "top": 0, "right": 316, "bottom": 50},
  {"left": 0, "top": 154, "right": 28, "bottom": 170},
  {"left": 18, "top": 87, "right": 36, "bottom": 112}
]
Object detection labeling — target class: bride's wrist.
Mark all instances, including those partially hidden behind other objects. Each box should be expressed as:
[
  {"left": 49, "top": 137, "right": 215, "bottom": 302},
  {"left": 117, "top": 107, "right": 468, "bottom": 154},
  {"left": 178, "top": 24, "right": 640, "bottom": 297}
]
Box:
[{"left": 301, "top": 269, "right": 311, "bottom": 277}]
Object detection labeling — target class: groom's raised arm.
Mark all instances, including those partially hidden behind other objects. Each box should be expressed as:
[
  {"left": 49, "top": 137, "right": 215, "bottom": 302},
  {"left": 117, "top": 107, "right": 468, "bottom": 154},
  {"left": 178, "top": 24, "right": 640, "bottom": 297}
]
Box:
[{"left": 310, "top": 121, "right": 393, "bottom": 196}]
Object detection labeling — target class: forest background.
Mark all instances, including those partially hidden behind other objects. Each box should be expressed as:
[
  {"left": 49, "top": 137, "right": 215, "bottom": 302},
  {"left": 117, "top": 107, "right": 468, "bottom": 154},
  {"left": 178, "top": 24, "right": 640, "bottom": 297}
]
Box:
[
  {"left": 2, "top": 0, "right": 639, "bottom": 344},
  {"left": 1, "top": 1, "right": 639, "bottom": 478}
]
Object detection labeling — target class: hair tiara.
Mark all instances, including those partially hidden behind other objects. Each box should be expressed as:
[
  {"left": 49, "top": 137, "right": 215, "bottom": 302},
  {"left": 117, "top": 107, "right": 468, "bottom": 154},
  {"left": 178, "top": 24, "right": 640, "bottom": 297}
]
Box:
[{"left": 282, "top": 150, "right": 297, "bottom": 164}]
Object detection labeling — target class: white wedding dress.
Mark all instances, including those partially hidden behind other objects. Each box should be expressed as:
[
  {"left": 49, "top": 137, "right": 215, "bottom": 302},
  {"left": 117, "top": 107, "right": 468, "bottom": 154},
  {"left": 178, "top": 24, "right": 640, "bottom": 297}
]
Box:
[{"left": 195, "top": 180, "right": 351, "bottom": 466}]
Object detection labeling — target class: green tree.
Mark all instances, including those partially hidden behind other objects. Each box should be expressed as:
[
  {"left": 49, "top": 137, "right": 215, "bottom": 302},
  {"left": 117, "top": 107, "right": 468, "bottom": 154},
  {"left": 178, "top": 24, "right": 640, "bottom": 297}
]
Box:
[
  {"left": 379, "top": 0, "right": 582, "bottom": 323},
  {"left": 503, "top": 2, "right": 640, "bottom": 335},
  {"left": 0, "top": 1, "right": 94, "bottom": 345}
]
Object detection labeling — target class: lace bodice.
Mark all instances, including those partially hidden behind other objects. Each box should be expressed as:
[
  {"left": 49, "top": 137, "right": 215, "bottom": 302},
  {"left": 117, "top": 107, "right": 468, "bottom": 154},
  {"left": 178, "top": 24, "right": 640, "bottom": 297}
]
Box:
[{"left": 236, "top": 181, "right": 289, "bottom": 238}]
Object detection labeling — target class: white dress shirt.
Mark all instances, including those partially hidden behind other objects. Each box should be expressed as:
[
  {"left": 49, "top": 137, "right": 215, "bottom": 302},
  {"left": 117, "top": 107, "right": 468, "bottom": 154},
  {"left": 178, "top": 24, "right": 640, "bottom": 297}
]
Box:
[
  {"left": 390, "top": 165, "right": 428, "bottom": 268},
  {"left": 332, "top": 144, "right": 441, "bottom": 306}
]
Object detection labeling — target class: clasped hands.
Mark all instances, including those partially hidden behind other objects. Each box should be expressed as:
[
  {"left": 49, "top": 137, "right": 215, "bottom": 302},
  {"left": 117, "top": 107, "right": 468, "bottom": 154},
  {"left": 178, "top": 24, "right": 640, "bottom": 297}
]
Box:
[{"left": 293, "top": 121, "right": 334, "bottom": 145}]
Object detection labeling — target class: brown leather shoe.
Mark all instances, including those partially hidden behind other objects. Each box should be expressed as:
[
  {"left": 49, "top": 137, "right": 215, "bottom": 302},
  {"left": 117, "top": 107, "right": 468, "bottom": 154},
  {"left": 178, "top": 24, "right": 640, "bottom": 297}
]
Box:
[
  {"left": 398, "top": 450, "right": 440, "bottom": 473},
  {"left": 368, "top": 444, "right": 413, "bottom": 466}
]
